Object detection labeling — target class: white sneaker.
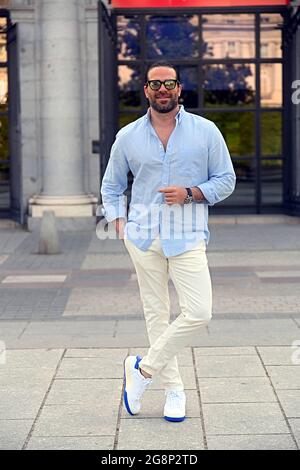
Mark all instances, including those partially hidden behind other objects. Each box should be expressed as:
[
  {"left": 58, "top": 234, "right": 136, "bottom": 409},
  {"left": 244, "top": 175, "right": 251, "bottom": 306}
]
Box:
[
  {"left": 164, "top": 390, "right": 186, "bottom": 422},
  {"left": 123, "top": 355, "right": 152, "bottom": 415}
]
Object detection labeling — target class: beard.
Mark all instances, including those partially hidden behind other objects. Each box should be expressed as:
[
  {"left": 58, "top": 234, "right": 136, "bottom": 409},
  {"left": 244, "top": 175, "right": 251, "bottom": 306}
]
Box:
[{"left": 148, "top": 94, "right": 179, "bottom": 114}]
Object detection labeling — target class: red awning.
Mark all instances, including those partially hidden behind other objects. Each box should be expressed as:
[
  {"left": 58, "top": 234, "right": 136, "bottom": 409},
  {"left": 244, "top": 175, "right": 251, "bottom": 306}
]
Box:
[{"left": 111, "top": 1, "right": 289, "bottom": 8}]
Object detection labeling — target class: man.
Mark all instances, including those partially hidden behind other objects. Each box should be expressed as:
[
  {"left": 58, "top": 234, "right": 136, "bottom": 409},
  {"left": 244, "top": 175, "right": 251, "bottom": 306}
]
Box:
[{"left": 101, "top": 60, "right": 236, "bottom": 422}]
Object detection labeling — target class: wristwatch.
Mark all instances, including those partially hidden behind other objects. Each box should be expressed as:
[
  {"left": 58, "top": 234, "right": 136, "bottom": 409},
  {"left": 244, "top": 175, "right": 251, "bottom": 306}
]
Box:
[{"left": 184, "top": 187, "right": 193, "bottom": 204}]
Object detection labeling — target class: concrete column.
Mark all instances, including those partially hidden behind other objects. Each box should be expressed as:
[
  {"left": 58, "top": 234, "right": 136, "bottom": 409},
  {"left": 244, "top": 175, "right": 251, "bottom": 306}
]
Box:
[{"left": 29, "top": 0, "right": 97, "bottom": 221}]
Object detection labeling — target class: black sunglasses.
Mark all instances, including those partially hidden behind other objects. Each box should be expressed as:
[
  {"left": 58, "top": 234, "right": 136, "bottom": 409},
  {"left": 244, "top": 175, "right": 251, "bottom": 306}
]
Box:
[{"left": 146, "top": 79, "right": 180, "bottom": 91}]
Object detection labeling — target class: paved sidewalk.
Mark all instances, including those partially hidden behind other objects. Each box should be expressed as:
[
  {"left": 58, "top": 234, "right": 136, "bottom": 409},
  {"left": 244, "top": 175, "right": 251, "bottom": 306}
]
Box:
[{"left": 0, "top": 216, "right": 300, "bottom": 450}]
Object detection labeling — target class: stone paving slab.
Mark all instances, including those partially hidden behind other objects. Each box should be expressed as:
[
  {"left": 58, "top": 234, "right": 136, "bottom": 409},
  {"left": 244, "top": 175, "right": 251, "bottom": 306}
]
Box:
[
  {"left": 87, "top": 237, "right": 127, "bottom": 255},
  {"left": 46, "top": 379, "right": 123, "bottom": 406},
  {"left": 63, "top": 286, "right": 144, "bottom": 317},
  {"left": 194, "top": 346, "right": 257, "bottom": 356},
  {"left": 208, "top": 224, "right": 300, "bottom": 251},
  {"left": 276, "top": 391, "right": 300, "bottom": 418},
  {"left": 207, "top": 251, "right": 300, "bottom": 267},
  {"left": 212, "top": 295, "right": 300, "bottom": 315},
  {"left": 117, "top": 320, "right": 148, "bottom": 333},
  {"left": 265, "top": 366, "right": 300, "bottom": 390},
  {"left": 64, "top": 348, "right": 129, "bottom": 359},
  {"left": 13, "top": 321, "right": 115, "bottom": 348},
  {"left": 0, "top": 321, "right": 28, "bottom": 337},
  {"left": 2, "top": 275, "right": 68, "bottom": 284},
  {"left": 21, "top": 321, "right": 112, "bottom": 336},
  {"left": 0, "top": 232, "right": 29, "bottom": 254},
  {"left": 117, "top": 418, "right": 204, "bottom": 450},
  {"left": 56, "top": 357, "right": 124, "bottom": 379},
  {"left": 204, "top": 319, "right": 300, "bottom": 346},
  {"left": 0, "top": 419, "right": 33, "bottom": 450},
  {"left": 82, "top": 254, "right": 133, "bottom": 270},
  {"left": 31, "top": 405, "right": 119, "bottom": 437},
  {"left": 3, "top": 349, "right": 63, "bottom": 369},
  {"left": 0, "top": 287, "right": 70, "bottom": 320},
  {"left": 257, "top": 346, "right": 300, "bottom": 365},
  {"left": 288, "top": 419, "right": 300, "bottom": 446},
  {"left": 26, "top": 436, "right": 115, "bottom": 450},
  {"left": 256, "top": 270, "right": 300, "bottom": 278},
  {"left": 0, "top": 364, "right": 57, "bottom": 383},
  {"left": 199, "top": 377, "right": 277, "bottom": 403},
  {"left": 203, "top": 402, "right": 290, "bottom": 435},
  {"left": 0, "top": 389, "right": 49, "bottom": 420},
  {"left": 0, "top": 349, "right": 62, "bottom": 420},
  {"left": 194, "top": 354, "right": 265, "bottom": 378},
  {"left": 0, "top": 377, "right": 59, "bottom": 410},
  {"left": 206, "top": 434, "right": 297, "bottom": 450},
  {"left": 7, "top": 334, "right": 120, "bottom": 350}
]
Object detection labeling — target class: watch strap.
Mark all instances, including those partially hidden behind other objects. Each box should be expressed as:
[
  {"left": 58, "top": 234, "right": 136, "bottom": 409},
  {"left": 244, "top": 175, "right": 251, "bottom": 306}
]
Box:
[{"left": 185, "top": 187, "right": 193, "bottom": 198}]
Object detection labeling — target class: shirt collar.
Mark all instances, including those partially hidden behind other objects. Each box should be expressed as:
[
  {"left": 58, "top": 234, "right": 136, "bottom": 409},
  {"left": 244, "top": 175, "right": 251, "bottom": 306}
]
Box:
[{"left": 145, "top": 105, "right": 185, "bottom": 124}]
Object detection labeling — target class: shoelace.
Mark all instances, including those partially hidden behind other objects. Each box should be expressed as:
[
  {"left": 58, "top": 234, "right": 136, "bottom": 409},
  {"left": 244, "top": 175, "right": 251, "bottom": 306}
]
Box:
[{"left": 166, "top": 391, "right": 185, "bottom": 408}]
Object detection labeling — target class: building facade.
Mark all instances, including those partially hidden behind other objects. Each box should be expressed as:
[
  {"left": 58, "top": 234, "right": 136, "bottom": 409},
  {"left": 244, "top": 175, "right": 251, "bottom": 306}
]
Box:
[{"left": 0, "top": 0, "right": 300, "bottom": 227}]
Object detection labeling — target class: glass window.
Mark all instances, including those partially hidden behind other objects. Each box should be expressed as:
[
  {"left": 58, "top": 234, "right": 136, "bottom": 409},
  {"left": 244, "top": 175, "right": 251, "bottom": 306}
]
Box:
[
  {"left": 202, "top": 14, "right": 255, "bottom": 59},
  {"left": 117, "top": 16, "right": 140, "bottom": 60},
  {"left": 260, "top": 14, "right": 283, "bottom": 59},
  {"left": 178, "top": 66, "right": 198, "bottom": 108},
  {"left": 118, "top": 65, "right": 141, "bottom": 110},
  {"left": 204, "top": 111, "right": 255, "bottom": 157},
  {"left": 0, "top": 18, "right": 7, "bottom": 33},
  {"left": 261, "top": 43, "right": 269, "bottom": 58},
  {"left": 228, "top": 41, "right": 236, "bottom": 55},
  {"left": 0, "top": 114, "right": 9, "bottom": 209},
  {"left": 0, "top": 34, "right": 7, "bottom": 63},
  {"left": 0, "top": 163, "right": 9, "bottom": 209},
  {"left": 229, "top": 159, "right": 256, "bottom": 206},
  {"left": 260, "top": 63, "right": 282, "bottom": 108},
  {"left": 0, "top": 67, "right": 8, "bottom": 105},
  {"left": 119, "top": 112, "right": 141, "bottom": 130},
  {"left": 146, "top": 15, "right": 199, "bottom": 59},
  {"left": 261, "top": 112, "right": 282, "bottom": 156},
  {"left": 261, "top": 159, "right": 283, "bottom": 205},
  {"left": 203, "top": 64, "right": 255, "bottom": 108},
  {"left": 0, "top": 115, "right": 8, "bottom": 161}
]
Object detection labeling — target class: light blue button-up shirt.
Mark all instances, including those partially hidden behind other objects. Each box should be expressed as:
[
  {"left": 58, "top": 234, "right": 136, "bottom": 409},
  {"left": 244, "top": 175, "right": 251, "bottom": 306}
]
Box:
[{"left": 101, "top": 106, "right": 236, "bottom": 256}]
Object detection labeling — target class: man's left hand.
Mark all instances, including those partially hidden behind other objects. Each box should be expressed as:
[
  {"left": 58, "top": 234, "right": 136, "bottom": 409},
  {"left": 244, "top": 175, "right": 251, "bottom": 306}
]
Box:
[{"left": 158, "top": 186, "right": 187, "bottom": 205}]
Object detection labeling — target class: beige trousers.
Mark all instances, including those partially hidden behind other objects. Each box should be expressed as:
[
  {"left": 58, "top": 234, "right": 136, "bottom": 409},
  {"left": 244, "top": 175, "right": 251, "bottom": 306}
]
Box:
[{"left": 124, "top": 236, "right": 212, "bottom": 392}]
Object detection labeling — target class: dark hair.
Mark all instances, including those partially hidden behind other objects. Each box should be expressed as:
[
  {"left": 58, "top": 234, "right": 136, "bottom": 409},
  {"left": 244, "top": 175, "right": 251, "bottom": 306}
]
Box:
[{"left": 145, "top": 61, "right": 180, "bottom": 84}]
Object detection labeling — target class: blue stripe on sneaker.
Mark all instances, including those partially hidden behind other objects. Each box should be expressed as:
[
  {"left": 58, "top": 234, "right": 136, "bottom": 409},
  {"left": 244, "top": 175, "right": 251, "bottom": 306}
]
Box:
[
  {"left": 123, "top": 357, "right": 134, "bottom": 416},
  {"left": 134, "top": 355, "right": 142, "bottom": 370},
  {"left": 124, "top": 390, "right": 134, "bottom": 416},
  {"left": 164, "top": 416, "right": 186, "bottom": 422}
]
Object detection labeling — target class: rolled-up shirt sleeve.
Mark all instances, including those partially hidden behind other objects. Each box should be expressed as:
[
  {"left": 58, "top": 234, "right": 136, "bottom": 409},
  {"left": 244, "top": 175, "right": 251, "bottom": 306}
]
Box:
[
  {"left": 197, "top": 124, "right": 236, "bottom": 206},
  {"left": 100, "top": 136, "right": 130, "bottom": 222}
]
